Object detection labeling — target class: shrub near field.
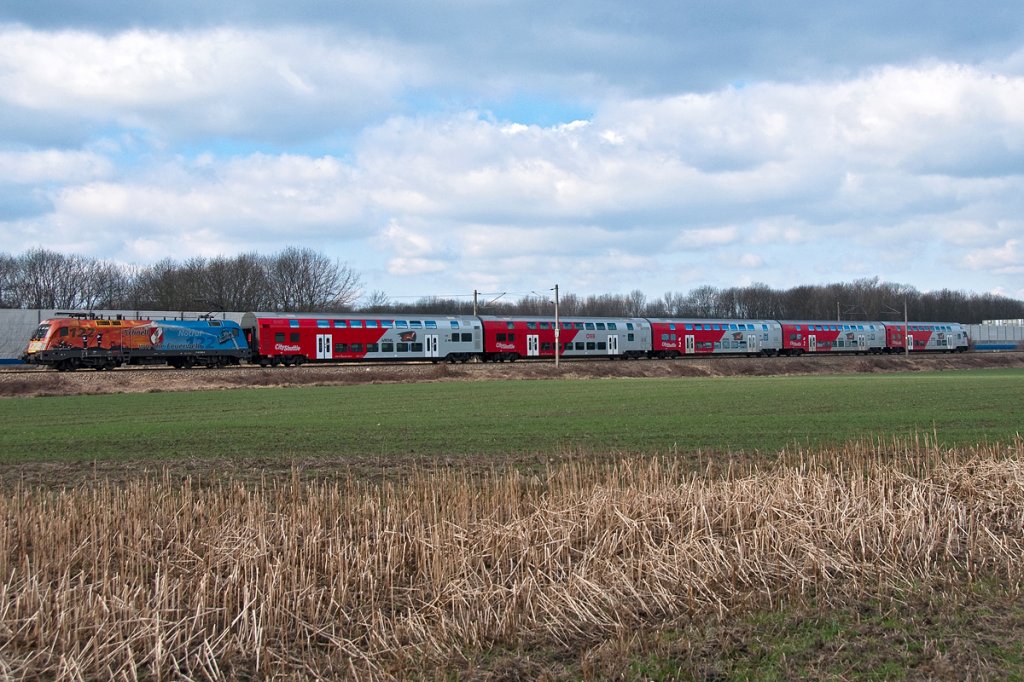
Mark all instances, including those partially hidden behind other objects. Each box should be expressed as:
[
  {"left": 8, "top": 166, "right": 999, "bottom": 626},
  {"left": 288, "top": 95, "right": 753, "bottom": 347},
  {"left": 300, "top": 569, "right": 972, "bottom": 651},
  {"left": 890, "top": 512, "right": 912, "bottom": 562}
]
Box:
[{"left": 0, "top": 439, "right": 1023, "bottom": 679}]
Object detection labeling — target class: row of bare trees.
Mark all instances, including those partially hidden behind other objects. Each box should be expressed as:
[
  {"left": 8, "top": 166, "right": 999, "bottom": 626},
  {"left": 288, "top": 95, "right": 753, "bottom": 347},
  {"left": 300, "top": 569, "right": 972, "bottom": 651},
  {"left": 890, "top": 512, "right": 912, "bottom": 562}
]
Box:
[
  {"left": 364, "top": 278, "right": 1024, "bottom": 324},
  {"left": 2, "top": 249, "right": 1021, "bottom": 322},
  {"left": 0, "top": 248, "right": 363, "bottom": 313}
]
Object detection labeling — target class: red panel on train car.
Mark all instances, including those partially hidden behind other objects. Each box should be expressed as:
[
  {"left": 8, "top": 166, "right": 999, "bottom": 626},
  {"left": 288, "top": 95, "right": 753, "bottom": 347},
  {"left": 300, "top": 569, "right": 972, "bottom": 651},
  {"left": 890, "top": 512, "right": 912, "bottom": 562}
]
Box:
[{"left": 481, "top": 318, "right": 580, "bottom": 358}]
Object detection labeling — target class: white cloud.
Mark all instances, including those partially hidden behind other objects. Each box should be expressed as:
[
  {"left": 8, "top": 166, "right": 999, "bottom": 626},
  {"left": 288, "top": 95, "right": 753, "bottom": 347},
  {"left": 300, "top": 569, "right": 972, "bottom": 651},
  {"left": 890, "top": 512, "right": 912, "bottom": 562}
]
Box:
[
  {"left": 0, "top": 149, "right": 113, "bottom": 183},
  {"left": 962, "top": 239, "right": 1023, "bottom": 274},
  {"left": 0, "top": 25, "right": 424, "bottom": 140}
]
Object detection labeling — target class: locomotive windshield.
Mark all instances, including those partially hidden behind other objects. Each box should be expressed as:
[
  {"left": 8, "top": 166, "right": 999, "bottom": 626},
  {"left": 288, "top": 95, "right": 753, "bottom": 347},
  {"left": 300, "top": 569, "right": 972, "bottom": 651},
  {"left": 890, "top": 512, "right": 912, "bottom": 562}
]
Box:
[{"left": 29, "top": 324, "right": 50, "bottom": 341}]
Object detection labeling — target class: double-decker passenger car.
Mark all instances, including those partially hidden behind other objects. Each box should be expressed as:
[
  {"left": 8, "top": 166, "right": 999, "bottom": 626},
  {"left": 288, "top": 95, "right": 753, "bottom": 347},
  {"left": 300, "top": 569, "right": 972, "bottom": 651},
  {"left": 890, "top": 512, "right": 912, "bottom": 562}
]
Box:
[
  {"left": 21, "top": 315, "right": 249, "bottom": 371},
  {"left": 779, "top": 320, "right": 886, "bottom": 355},
  {"left": 478, "top": 316, "right": 650, "bottom": 361},
  {"left": 647, "top": 318, "right": 783, "bottom": 357},
  {"left": 242, "top": 313, "right": 482, "bottom": 365},
  {"left": 881, "top": 322, "right": 970, "bottom": 353}
]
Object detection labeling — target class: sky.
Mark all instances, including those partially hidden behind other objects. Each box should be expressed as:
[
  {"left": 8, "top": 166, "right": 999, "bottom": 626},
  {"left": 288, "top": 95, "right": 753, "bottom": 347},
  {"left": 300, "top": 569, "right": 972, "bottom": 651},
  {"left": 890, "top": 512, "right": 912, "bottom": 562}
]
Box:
[{"left": 2, "top": 1, "right": 1024, "bottom": 304}]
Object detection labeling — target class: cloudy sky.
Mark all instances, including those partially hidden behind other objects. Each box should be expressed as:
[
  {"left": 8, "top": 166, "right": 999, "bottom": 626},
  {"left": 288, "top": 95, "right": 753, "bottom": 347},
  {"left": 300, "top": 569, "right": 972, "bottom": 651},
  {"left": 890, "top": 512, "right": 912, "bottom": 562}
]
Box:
[{"left": 2, "top": 1, "right": 1024, "bottom": 303}]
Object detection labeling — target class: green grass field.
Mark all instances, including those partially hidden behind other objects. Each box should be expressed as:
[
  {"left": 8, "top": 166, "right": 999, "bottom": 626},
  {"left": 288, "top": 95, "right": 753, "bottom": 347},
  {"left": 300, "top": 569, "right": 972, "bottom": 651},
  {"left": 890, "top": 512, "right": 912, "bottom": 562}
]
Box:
[{"left": 1, "top": 368, "right": 1021, "bottom": 463}]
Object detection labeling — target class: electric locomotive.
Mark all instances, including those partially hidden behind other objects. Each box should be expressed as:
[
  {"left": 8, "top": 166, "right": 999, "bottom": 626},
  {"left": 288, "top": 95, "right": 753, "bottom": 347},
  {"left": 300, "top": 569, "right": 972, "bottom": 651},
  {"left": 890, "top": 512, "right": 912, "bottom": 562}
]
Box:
[{"left": 22, "top": 314, "right": 250, "bottom": 371}]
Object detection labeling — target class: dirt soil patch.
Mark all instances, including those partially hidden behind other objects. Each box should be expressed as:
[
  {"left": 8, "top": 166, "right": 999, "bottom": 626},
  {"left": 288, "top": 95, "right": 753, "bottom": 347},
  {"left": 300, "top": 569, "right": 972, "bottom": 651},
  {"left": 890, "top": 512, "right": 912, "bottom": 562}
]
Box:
[{"left": 3, "top": 352, "right": 1022, "bottom": 399}]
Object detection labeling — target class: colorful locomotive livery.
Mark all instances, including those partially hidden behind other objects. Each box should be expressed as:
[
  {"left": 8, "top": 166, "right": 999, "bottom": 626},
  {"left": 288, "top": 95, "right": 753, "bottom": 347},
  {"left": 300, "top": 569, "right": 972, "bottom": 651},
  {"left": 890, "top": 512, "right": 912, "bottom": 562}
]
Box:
[
  {"left": 22, "top": 312, "right": 971, "bottom": 370},
  {"left": 22, "top": 316, "right": 249, "bottom": 371}
]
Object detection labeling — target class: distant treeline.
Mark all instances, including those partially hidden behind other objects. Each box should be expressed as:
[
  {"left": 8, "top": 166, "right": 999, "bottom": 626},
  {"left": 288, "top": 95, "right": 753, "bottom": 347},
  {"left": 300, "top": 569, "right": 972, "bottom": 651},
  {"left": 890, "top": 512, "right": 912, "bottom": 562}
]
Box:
[
  {"left": 1, "top": 248, "right": 1021, "bottom": 323},
  {"left": 367, "top": 281, "right": 1024, "bottom": 324}
]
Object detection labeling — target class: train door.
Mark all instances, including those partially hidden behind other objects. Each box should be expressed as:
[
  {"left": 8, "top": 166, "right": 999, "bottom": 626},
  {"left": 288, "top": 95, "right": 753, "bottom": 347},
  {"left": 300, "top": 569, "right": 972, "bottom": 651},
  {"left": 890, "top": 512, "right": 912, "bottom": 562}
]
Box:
[
  {"left": 527, "top": 334, "right": 539, "bottom": 357},
  {"left": 747, "top": 334, "right": 759, "bottom": 354},
  {"left": 424, "top": 334, "right": 439, "bottom": 358},
  {"left": 316, "top": 334, "right": 332, "bottom": 360},
  {"left": 808, "top": 335, "right": 817, "bottom": 353},
  {"left": 906, "top": 335, "right": 914, "bottom": 352},
  {"left": 684, "top": 335, "right": 695, "bottom": 354},
  {"left": 607, "top": 334, "right": 619, "bottom": 356},
  {"left": 858, "top": 335, "right": 867, "bottom": 351}
]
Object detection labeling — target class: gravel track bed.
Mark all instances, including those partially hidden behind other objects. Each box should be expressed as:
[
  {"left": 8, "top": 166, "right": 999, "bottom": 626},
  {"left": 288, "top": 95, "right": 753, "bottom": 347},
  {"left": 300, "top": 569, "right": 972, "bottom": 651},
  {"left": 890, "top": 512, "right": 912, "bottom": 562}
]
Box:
[{"left": 2, "top": 352, "right": 1023, "bottom": 398}]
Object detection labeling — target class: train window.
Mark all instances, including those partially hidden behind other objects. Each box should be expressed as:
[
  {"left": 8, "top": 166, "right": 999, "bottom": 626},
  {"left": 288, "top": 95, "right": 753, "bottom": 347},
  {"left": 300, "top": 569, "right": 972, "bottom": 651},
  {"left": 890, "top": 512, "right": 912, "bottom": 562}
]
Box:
[
  {"left": 366, "top": 343, "right": 379, "bottom": 352},
  {"left": 412, "top": 343, "right": 423, "bottom": 352},
  {"left": 586, "top": 342, "right": 596, "bottom": 350},
  {"left": 290, "top": 320, "right": 300, "bottom": 328},
  {"left": 575, "top": 322, "right": 585, "bottom": 329},
  {"left": 597, "top": 342, "right": 606, "bottom": 350},
  {"left": 291, "top": 333, "right": 300, "bottom": 342},
  {"left": 381, "top": 342, "right": 394, "bottom": 352},
  {"left": 626, "top": 323, "right": 635, "bottom": 330},
  {"left": 426, "top": 321, "right": 437, "bottom": 329},
  {"left": 335, "top": 343, "right": 348, "bottom": 352},
  {"left": 506, "top": 321, "right": 515, "bottom": 329},
  {"left": 396, "top": 321, "right": 408, "bottom": 328},
  {"left": 575, "top": 342, "right": 585, "bottom": 350},
  {"left": 562, "top": 322, "right": 572, "bottom": 329},
  {"left": 685, "top": 324, "right": 693, "bottom": 331},
  {"left": 410, "top": 321, "right": 423, "bottom": 329},
  {"left": 608, "top": 323, "right": 617, "bottom": 330},
  {"left": 350, "top": 320, "right": 363, "bottom": 328},
  {"left": 366, "top": 320, "right": 378, "bottom": 328},
  {"left": 762, "top": 324, "right": 769, "bottom": 331},
  {"left": 317, "top": 320, "right": 330, "bottom": 328},
  {"left": 596, "top": 322, "right": 606, "bottom": 330},
  {"left": 585, "top": 323, "right": 596, "bottom": 330},
  {"left": 496, "top": 333, "right": 507, "bottom": 342},
  {"left": 58, "top": 327, "right": 69, "bottom": 337},
  {"left": 450, "top": 320, "right": 460, "bottom": 329},
  {"left": 334, "top": 320, "right": 347, "bottom": 328},
  {"left": 508, "top": 333, "right": 515, "bottom": 342},
  {"left": 351, "top": 343, "right": 363, "bottom": 353},
  {"left": 275, "top": 333, "right": 285, "bottom": 343},
  {"left": 527, "top": 322, "right": 537, "bottom": 330},
  {"left": 461, "top": 333, "right": 473, "bottom": 342},
  {"left": 397, "top": 343, "right": 409, "bottom": 352},
  {"left": 542, "top": 342, "right": 553, "bottom": 351},
  {"left": 539, "top": 322, "right": 550, "bottom": 329},
  {"left": 381, "top": 320, "right": 393, "bottom": 328},
  {"left": 669, "top": 323, "right": 676, "bottom": 331},
  {"left": 627, "top": 334, "right": 635, "bottom": 342}
]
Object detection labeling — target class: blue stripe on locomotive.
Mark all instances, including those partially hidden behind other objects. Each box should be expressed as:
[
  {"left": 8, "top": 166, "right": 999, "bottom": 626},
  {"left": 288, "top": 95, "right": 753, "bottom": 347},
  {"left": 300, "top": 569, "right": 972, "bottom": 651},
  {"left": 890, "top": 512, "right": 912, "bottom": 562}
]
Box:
[{"left": 150, "top": 320, "right": 246, "bottom": 352}]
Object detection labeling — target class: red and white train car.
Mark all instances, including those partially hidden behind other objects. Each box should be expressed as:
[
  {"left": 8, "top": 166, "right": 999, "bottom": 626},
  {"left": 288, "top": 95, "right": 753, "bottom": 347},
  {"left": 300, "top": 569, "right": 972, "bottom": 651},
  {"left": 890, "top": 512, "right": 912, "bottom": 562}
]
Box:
[
  {"left": 779, "top": 320, "right": 886, "bottom": 355},
  {"left": 646, "top": 318, "right": 783, "bottom": 357},
  {"left": 242, "top": 313, "right": 482, "bottom": 365},
  {"left": 478, "top": 315, "right": 650, "bottom": 361},
  {"left": 881, "top": 322, "right": 969, "bottom": 353}
]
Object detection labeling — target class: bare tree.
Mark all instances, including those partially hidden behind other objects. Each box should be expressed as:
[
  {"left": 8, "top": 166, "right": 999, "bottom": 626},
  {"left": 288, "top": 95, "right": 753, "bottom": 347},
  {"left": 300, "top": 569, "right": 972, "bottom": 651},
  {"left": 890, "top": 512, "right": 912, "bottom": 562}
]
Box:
[
  {"left": 361, "top": 290, "right": 393, "bottom": 312},
  {"left": 266, "top": 247, "right": 363, "bottom": 312},
  {"left": 0, "top": 252, "right": 16, "bottom": 308},
  {"left": 14, "top": 248, "right": 90, "bottom": 309},
  {"left": 82, "top": 260, "right": 131, "bottom": 309}
]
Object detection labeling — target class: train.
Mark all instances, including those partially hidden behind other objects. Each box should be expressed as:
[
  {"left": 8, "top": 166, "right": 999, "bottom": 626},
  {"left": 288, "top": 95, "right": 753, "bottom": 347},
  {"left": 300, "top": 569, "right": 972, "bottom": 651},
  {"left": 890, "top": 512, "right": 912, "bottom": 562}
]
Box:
[{"left": 20, "top": 311, "right": 971, "bottom": 371}]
